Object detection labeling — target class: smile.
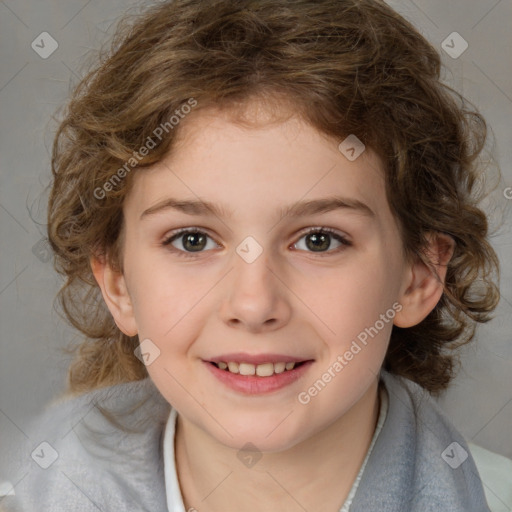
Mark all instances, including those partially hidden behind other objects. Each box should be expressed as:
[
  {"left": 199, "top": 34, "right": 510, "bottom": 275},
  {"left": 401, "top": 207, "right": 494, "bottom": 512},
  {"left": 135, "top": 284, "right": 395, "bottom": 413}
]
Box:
[
  {"left": 211, "top": 361, "right": 302, "bottom": 376},
  {"left": 204, "top": 359, "right": 314, "bottom": 394}
]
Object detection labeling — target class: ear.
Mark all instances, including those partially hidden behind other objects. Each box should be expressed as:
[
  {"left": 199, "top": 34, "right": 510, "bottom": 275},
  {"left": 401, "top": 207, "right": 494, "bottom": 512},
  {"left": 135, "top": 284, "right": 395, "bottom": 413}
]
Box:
[
  {"left": 90, "top": 255, "right": 138, "bottom": 337},
  {"left": 394, "top": 232, "right": 455, "bottom": 328}
]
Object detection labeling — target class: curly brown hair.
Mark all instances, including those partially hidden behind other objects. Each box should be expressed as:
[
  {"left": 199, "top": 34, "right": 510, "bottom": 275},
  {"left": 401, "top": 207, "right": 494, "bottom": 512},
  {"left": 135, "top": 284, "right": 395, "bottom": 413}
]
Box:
[{"left": 48, "top": 0, "right": 500, "bottom": 396}]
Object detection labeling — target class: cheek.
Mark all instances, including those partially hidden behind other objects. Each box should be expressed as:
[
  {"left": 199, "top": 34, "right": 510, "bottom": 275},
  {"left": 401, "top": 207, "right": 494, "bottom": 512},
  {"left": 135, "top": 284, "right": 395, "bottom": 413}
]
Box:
[
  {"left": 123, "top": 255, "right": 187, "bottom": 340},
  {"left": 299, "top": 258, "right": 400, "bottom": 335},
  {"left": 126, "top": 265, "right": 217, "bottom": 372}
]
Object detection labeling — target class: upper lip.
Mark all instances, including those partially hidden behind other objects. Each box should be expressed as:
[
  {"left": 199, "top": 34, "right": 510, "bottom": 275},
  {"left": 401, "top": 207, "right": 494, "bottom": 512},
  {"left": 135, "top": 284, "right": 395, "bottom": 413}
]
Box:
[{"left": 206, "top": 353, "right": 313, "bottom": 365}]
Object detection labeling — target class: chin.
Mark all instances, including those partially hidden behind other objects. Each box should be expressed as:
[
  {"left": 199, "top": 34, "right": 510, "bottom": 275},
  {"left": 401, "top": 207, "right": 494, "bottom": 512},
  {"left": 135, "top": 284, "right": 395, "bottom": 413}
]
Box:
[{"left": 210, "top": 418, "right": 310, "bottom": 454}]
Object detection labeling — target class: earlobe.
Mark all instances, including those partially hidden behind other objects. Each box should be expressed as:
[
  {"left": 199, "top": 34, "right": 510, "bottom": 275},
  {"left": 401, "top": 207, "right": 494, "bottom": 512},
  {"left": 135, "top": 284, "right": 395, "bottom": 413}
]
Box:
[
  {"left": 90, "top": 255, "right": 138, "bottom": 336},
  {"left": 394, "top": 233, "right": 455, "bottom": 328}
]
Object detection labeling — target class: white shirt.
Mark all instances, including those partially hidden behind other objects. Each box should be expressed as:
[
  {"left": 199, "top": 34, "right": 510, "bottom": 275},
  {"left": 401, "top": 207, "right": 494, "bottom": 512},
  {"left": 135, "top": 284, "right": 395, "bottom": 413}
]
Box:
[{"left": 163, "top": 383, "right": 389, "bottom": 512}]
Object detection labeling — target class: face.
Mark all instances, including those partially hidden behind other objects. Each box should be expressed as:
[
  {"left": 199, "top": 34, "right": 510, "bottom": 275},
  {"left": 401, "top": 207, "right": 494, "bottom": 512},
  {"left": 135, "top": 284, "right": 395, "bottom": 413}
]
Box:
[{"left": 104, "top": 104, "right": 416, "bottom": 452}]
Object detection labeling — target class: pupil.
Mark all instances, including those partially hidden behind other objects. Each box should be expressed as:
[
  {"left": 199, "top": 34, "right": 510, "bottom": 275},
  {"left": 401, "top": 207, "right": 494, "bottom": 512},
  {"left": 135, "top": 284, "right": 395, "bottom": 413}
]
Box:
[
  {"left": 181, "top": 232, "right": 331, "bottom": 252},
  {"left": 184, "top": 232, "right": 206, "bottom": 252},
  {"left": 306, "top": 233, "right": 330, "bottom": 251}
]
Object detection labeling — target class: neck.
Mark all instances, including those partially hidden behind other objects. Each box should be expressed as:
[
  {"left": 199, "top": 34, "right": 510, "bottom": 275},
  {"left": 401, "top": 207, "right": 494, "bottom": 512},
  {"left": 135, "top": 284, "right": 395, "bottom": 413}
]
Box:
[{"left": 175, "top": 378, "right": 381, "bottom": 512}]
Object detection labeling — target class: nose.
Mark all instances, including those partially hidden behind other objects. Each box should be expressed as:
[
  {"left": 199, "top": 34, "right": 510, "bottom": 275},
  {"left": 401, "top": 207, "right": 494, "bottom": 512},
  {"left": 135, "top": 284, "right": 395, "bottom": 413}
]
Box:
[{"left": 219, "top": 250, "right": 292, "bottom": 333}]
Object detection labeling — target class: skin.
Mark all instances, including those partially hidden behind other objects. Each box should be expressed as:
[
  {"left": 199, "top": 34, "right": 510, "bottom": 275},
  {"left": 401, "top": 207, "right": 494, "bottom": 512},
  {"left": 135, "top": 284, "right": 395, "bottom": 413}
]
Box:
[{"left": 92, "top": 101, "right": 454, "bottom": 512}]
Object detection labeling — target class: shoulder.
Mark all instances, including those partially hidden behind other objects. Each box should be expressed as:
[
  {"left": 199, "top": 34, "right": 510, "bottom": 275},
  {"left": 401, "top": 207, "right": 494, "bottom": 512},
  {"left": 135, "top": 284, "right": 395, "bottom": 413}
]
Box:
[
  {"left": 1, "top": 378, "right": 171, "bottom": 512},
  {"left": 380, "top": 370, "right": 475, "bottom": 462},
  {"left": 350, "top": 370, "right": 490, "bottom": 512}
]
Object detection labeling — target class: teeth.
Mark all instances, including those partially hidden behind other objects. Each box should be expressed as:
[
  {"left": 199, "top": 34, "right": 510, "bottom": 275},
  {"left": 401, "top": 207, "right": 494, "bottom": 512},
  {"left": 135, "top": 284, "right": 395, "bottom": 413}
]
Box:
[
  {"left": 256, "top": 363, "right": 274, "bottom": 377},
  {"left": 227, "top": 362, "right": 239, "bottom": 374},
  {"left": 239, "top": 363, "right": 255, "bottom": 376},
  {"left": 214, "top": 361, "right": 299, "bottom": 376},
  {"left": 274, "top": 362, "right": 286, "bottom": 374}
]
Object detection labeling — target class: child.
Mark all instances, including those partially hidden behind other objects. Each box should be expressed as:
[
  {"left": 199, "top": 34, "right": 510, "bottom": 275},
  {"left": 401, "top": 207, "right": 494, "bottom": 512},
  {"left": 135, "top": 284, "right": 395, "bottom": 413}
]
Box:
[{"left": 1, "top": 0, "right": 501, "bottom": 510}]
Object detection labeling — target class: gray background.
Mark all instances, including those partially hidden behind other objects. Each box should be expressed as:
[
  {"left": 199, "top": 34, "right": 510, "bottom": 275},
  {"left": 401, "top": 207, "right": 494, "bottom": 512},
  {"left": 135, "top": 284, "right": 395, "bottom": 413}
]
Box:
[{"left": 1, "top": 0, "right": 511, "bottom": 473}]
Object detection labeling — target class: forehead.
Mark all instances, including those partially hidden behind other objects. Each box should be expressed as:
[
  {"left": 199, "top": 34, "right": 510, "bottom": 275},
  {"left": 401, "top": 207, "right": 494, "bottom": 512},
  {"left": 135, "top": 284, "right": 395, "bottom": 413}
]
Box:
[{"left": 124, "top": 102, "right": 392, "bottom": 228}]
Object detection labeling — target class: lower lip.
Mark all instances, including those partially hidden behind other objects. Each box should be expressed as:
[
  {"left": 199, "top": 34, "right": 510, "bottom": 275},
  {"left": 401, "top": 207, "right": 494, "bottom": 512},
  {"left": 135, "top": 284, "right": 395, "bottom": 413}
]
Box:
[{"left": 204, "top": 361, "right": 314, "bottom": 395}]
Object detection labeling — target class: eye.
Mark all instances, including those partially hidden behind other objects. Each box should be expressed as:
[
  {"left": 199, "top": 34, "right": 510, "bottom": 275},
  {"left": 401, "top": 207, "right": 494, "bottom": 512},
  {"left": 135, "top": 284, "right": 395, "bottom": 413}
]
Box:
[
  {"left": 292, "top": 227, "right": 351, "bottom": 256},
  {"left": 162, "top": 228, "right": 220, "bottom": 258},
  {"left": 163, "top": 226, "right": 351, "bottom": 258}
]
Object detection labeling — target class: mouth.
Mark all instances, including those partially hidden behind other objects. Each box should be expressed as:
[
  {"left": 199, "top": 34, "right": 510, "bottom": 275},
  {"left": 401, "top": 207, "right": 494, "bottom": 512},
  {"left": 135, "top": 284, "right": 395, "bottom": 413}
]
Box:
[
  {"left": 203, "top": 356, "right": 314, "bottom": 395},
  {"left": 208, "top": 360, "right": 309, "bottom": 377}
]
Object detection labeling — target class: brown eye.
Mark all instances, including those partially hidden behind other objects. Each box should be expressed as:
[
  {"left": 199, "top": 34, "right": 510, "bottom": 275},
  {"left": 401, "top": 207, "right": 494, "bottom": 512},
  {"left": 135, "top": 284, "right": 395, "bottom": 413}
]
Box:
[
  {"left": 163, "top": 228, "right": 219, "bottom": 257},
  {"left": 293, "top": 228, "right": 351, "bottom": 255},
  {"left": 179, "top": 231, "right": 207, "bottom": 252},
  {"left": 305, "top": 232, "right": 331, "bottom": 251}
]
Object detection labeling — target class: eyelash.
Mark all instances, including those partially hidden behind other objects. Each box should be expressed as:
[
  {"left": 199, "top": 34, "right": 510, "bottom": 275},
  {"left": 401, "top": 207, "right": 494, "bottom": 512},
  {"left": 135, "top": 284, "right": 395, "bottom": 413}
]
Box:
[{"left": 162, "top": 227, "right": 352, "bottom": 259}]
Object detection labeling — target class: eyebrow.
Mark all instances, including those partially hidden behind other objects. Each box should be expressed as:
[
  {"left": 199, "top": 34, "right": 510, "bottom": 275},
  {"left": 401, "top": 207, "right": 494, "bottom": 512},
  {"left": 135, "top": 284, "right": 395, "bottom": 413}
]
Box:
[{"left": 140, "top": 196, "right": 375, "bottom": 221}]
